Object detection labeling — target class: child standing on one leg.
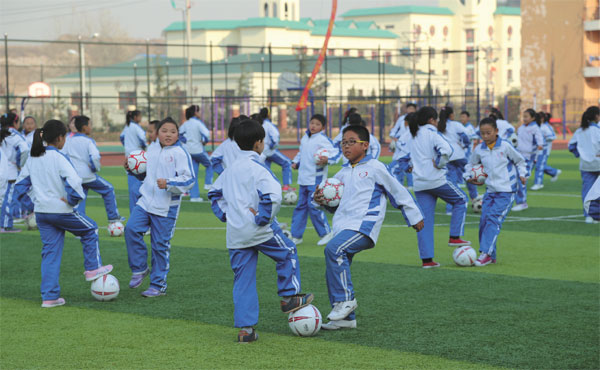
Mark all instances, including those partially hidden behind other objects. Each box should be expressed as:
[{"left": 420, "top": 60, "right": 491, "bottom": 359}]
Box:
[
  {"left": 258, "top": 108, "right": 295, "bottom": 191},
  {"left": 290, "top": 114, "right": 337, "bottom": 246},
  {"left": 207, "top": 119, "right": 313, "bottom": 342},
  {"left": 531, "top": 112, "right": 560, "bottom": 190},
  {"left": 314, "top": 125, "right": 423, "bottom": 330},
  {"left": 513, "top": 109, "right": 543, "bottom": 211},
  {"left": 120, "top": 110, "right": 146, "bottom": 214},
  {"left": 180, "top": 104, "right": 213, "bottom": 201},
  {"left": 124, "top": 117, "right": 195, "bottom": 297},
  {"left": 14, "top": 120, "right": 113, "bottom": 307},
  {"left": 466, "top": 118, "right": 527, "bottom": 266}
]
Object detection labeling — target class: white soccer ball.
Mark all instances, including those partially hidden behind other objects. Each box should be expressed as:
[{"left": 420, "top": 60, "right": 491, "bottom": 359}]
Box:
[
  {"left": 472, "top": 197, "right": 483, "bottom": 213},
  {"left": 470, "top": 165, "right": 487, "bottom": 184},
  {"left": 283, "top": 191, "right": 298, "bottom": 205},
  {"left": 509, "top": 133, "right": 518, "bottom": 147},
  {"left": 313, "top": 148, "right": 329, "bottom": 166},
  {"left": 107, "top": 221, "right": 124, "bottom": 237},
  {"left": 452, "top": 246, "right": 477, "bottom": 267},
  {"left": 25, "top": 213, "right": 37, "bottom": 230},
  {"left": 91, "top": 274, "right": 120, "bottom": 301},
  {"left": 319, "top": 178, "right": 344, "bottom": 207},
  {"left": 127, "top": 150, "right": 147, "bottom": 175},
  {"left": 288, "top": 304, "right": 322, "bottom": 337}
]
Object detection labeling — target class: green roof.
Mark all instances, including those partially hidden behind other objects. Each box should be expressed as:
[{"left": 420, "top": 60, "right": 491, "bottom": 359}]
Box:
[
  {"left": 163, "top": 17, "right": 311, "bottom": 32},
  {"left": 342, "top": 6, "right": 454, "bottom": 17},
  {"left": 311, "top": 26, "right": 396, "bottom": 39},
  {"left": 494, "top": 6, "right": 520, "bottom": 15}
]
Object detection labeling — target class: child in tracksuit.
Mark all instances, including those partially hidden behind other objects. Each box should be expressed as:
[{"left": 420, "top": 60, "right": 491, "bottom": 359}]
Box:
[
  {"left": 389, "top": 113, "right": 414, "bottom": 189},
  {"left": 120, "top": 110, "right": 146, "bottom": 213},
  {"left": 531, "top": 112, "right": 561, "bottom": 190},
  {"left": 569, "top": 106, "right": 600, "bottom": 223},
  {"left": 258, "top": 108, "right": 294, "bottom": 191},
  {"left": 207, "top": 119, "right": 313, "bottom": 343},
  {"left": 513, "top": 109, "right": 544, "bottom": 211},
  {"left": 459, "top": 110, "right": 480, "bottom": 203},
  {"left": 407, "top": 107, "right": 470, "bottom": 268},
  {"left": 290, "top": 114, "right": 337, "bottom": 246},
  {"left": 314, "top": 125, "right": 423, "bottom": 330},
  {"left": 180, "top": 104, "right": 212, "bottom": 201},
  {"left": 211, "top": 116, "right": 244, "bottom": 175},
  {"left": 124, "top": 117, "right": 195, "bottom": 297},
  {"left": 14, "top": 119, "right": 113, "bottom": 308},
  {"left": 63, "top": 115, "right": 123, "bottom": 225},
  {"left": 465, "top": 118, "right": 527, "bottom": 266}
]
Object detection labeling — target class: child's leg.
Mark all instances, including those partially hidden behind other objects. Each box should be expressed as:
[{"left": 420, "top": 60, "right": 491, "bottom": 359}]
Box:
[
  {"left": 436, "top": 183, "right": 468, "bottom": 237},
  {"left": 84, "top": 175, "right": 121, "bottom": 221},
  {"left": 581, "top": 171, "right": 600, "bottom": 217},
  {"left": 534, "top": 151, "right": 546, "bottom": 185},
  {"left": 256, "top": 230, "right": 301, "bottom": 297},
  {"left": 189, "top": 154, "right": 201, "bottom": 199},
  {"left": 61, "top": 212, "right": 103, "bottom": 270},
  {"left": 147, "top": 213, "right": 177, "bottom": 292},
  {"left": 1, "top": 181, "right": 15, "bottom": 229},
  {"left": 75, "top": 185, "right": 90, "bottom": 216},
  {"left": 269, "top": 150, "right": 293, "bottom": 186},
  {"left": 36, "top": 213, "right": 66, "bottom": 300},
  {"left": 198, "top": 152, "right": 213, "bottom": 187},
  {"left": 479, "top": 192, "right": 514, "bottom": 259},
  {"left": 307, "top": 184, "right": 331, "bottom": 237},
  {"left": 229, "top": 247, "right": 260, "bottom": 328},
  {"left": 127, "top": 173, "right": 142, "bottom": 214},
  {"left": 291, "top": 186, "right": 309, "bottom": 238},
  {"left": 467, "top": 181, "right": 479, "bottom": 200},
  {"left": 125, "top": 205, "right": 151, "bottom": 274},
  {"left": 445, "top": 161, "right": 460, "bottom": 213},
  {"left": 414, "top": 190, "right": 437, "bottom": 259},
  {"left": 544, "top": 144, "right": 558, "bottom": 176},
  {"left": 515, "top": 156, "right": 534, "bottom": 205}
]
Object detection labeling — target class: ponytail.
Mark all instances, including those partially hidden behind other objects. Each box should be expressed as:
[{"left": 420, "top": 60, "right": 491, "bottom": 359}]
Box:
[
  {"left": 259, "top": 107, "right": 270, "bottom": 122},
  {"left": 438, "top": 106, "right": 453, "bottom": 133},
  {"left": 125, "top": 110, "right": 141, "bottom": 126},
  {"left": 489, "top": 107, "right": 504, "bottom": 120},
  {"left": 581, "top": 106, "right": 600, "bottom": 129},
  {"left": 410, "top": 107, "right": 437, "bottom": 137},
  {"left": 31, "top": 120, "right": 67, "bottom": 157},
  {"left": 185, "top": 105, "right": 199, "bottom": 120},
  {"left": 0, "top": 112, "right": 18, "bottom": 144}
]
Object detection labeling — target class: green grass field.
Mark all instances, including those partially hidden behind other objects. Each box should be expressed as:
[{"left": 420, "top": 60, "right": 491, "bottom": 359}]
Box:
[{"left": 1, "top": 151, "right": 598, "bottom": 369}]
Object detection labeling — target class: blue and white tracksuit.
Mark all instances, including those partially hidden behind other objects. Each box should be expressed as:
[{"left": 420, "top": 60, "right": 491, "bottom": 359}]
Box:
[
  {"left": 389, "top": 130, "right": 413, "bottom": 187},
  {"left": 291, "top": 131, "right": 338, "bottom": 239},
  {"left": 408, "top": 124, "right": 467, "bottom": 260},
  {"left": 583, "top": 176, "right": 600, "bottom": 220},
  {"left": 569, "top": 123, "right": 600, "bottom": 217},
  {"left": 14, "top": 146, "right": 104, "bottom": 301},
  {"left": 262, "top": 119, "right": 293, "bottom": 186},
  {"left": 390, "top": 114, "right": 407, "bottom": 139},
  {"left": 321, "top": 156, "right": 423, "bottom": 320},
  {"left": 124, "top": 141, "right": 194, "bottom": 293},
  {"left": 207, "top": 150, "right": 301, "bottom": 328},
  {"left": 477, "top": 119, "right": 515, "bottom": 141},
  {"left": 63, "top": 133, "right": 121, "bottom": 222},
  {"left": 466, "top": 138, "right": 526, "bottom": 259},
  {"left": 533, "top": 122, "right": 558, "bottom": 185},
  {"left": 443, "top": 120, "right": 471, "bottom": 213},
  {"left": 25, "top": 130, "right": 34, "bottom": 147},
  {"left": 210, "top": 138, "right": 241, "bottom": 175},
  {"left": 120, "top": 122, "right": 147, "bottom": 213},
  {"left": 1, "top": 127, "right": 31, "bottom": 229},
  {"left": 180, "top": 116, "right": 213, "bottom": 196},
  {"left": 462, "top": 122, "right": 479, "bottom": 200},
  {"left": 515, "top": 122, "right": 543, "bottom": 205}
]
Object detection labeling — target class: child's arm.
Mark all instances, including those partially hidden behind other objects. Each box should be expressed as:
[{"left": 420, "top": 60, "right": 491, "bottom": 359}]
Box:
[
  {"left": 58, "top": 156, "right": 85, "bottom": 206},
  {"left": 14, "top": 163, "right": 32, "bottom": 203},
  {"left": 433, "top": 131, "right": 453, "bottom": 169},
  {"left": 291, "top": 148, "right": 301, "bottom": 169},
  {"left": 533, "top": 126, "right": 544, "bottom": 151},
  {"left": 464, "top": 149, "right": 483, "bottom": 185},
  {"left": 178, "top": 125, "right": 188, "bottom": 144},
  {"left": 89, "top": 140, "right": 101, "bottom": 172},
  {"left": 136, "top": 126, "right": 147, "bottom": 150},
  {"left": 119, "top": 130, "right": 125, "bottom": 146},
  {"left": 207, "top": 175, "right": 227, "bottom": 222},
  {"left": 377, "top": 166, "right": 424, "bottom": 229},
  {"left": 210, "top": 144, "right": 225, "bottom": 174},
  {"left": 370, "top": 135, "right": 381, "bottom": 159},
  {"left": 568, "top": 133, "right": 579, "bottom": 157},
  {"left": 199, "top": 122, "right": 210, "bottom": 145},
  {"left": 163, "top": 150, "right": 195, "bottom": 194},
  {"left": 322, "top": 136, "right": 340, "bottom": 165},
  {"left": 506, "top": 143, "right": 528, "bottom": 183},
  {"left": 254, "top": 170, "right": 282, "bottom": 226}
]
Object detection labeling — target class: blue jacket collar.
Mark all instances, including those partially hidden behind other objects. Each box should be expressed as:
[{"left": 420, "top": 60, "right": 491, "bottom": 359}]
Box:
[
  {"left": 343, "top": 154, "right": 372, "bottom": 167},
  {"left": 129, "top": 121, "right": 140, "bottom": 126},
  {"left": 480, "top": 136, "right": 502, "bottom": 149}
]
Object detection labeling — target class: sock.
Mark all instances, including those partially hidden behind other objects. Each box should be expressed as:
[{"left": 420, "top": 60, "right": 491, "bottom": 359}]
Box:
[
  {"left": 450, "top": 235, "right": 459, "bottom": 239},
  {"left": 422, "top": 258, "right": 432, "bottom": 263}
]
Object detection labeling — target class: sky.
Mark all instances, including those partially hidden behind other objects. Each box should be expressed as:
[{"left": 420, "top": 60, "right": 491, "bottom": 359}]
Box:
[{"left": 0, "top": 0, "right": 438, "bottom": 40}]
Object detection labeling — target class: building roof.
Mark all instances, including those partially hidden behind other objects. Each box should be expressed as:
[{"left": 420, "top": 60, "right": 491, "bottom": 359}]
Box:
[
  {"left": 494, "top": 6, "right": 521, "bottom": 16},
  {"left": 163, "top": 17, "right": 311, "bottom": 32},
  {"left": 342, "top": 5, "right": 454, "bottom": 17}
]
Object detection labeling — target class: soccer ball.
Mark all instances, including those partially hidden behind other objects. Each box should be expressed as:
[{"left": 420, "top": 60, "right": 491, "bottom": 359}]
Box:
[
  {"left": 472, "top": 197, "right": 483, "bottom": 213},
  {"left": 283, "top": 191, "right": 298, "bottom": 205},
  {"left": 319, "top": 178, "right": 344, "bottom": 207},
  {"left": 127, "top": 150, "right": 147, "bottom": 175},
  {"left": 509, "top": 133, "right": 518, "bottom": 147},
  {"left": 313, "top": 148, "right": 329, "bottom": 166},
  {"left": 452, "top": 246, "right": 477, "bottom": 267},
  {"left": 25, "top": 213, "right": 37, "bottom": 230},
  {"left": 288, "top": 304, "right": 322, "bottom": 337},
  {"left": 470, "top": 165, "right": 487, "bottom": 184},
  {"left": 107, "top": 221, "right": 124, "bottom": 237},
  {"left": 90, "top": 274, "right": 120, "bottom": 301}
]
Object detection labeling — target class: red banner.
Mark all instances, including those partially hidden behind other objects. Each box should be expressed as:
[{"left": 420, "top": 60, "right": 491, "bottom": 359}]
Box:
[{"left": 296, "top": 0, "right": 337, "bottom": 111}]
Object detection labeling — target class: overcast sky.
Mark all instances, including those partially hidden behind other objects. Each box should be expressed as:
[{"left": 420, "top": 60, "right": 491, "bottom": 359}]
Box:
[{"left": 0, "top": 0, "right": 438, "bottom": 40}]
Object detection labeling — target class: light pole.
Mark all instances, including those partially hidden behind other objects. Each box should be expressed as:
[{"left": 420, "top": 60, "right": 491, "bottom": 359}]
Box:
[
  {"left": 261, "top": 57, "right": 265, "bottom": 105},
  {"left": 68, "top": 33, "right": 98, "bottom": 114}
]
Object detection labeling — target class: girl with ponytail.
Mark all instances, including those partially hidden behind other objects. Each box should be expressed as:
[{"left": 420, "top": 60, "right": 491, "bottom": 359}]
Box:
[
  {"left": 179, "top": 104, "right": 213, "bottom": 201},
  {"left": 120, "top": 109, "right": 146, "bottom": 213}
]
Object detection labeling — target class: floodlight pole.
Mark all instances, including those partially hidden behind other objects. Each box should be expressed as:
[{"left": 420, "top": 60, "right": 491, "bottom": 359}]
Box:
[
  {"left": 185, "top": 0, "right": 192, "bottom": 103},
  {"left": 78, "top": 36, "right": 85, "bottom": 114},
  {"left": 4, "top": 34, "right": 9, "bottom": 112}
]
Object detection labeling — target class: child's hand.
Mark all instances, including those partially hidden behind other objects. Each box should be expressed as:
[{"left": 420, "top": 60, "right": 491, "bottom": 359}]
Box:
[
  {"left": 467, "top": 178, "right": 484, "bottom": 186},
  {"left": 407, "top": 166, "right": 413, "bottom": 173},
  {"left": 291, "top": 163, "right": 299, "bottom": 170},
  {"left": 316, "top": 156, "right": 328, "bottom": 166},
  {"left": 412, "top": 220, "right": 424, "bottom": 232},
  {"left": 520, "top": 176, "right": 527, "bottom": 185},
  {"left": 60, "top": 197, "right": 68, "bottom": 204},
  {"left": 313, "top": 188, "right": 326, "bottom": 205},
  {"left": 249, "top": 207, "right": 257, "bottom": 215},
  {"left": 157, "top": 178, "right": 167, "bottom": 189}
]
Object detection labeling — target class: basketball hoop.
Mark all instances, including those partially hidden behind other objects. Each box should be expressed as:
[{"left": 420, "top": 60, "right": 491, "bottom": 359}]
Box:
[{"left": 27, "top": 82, "right": 51, "bottom": 98}]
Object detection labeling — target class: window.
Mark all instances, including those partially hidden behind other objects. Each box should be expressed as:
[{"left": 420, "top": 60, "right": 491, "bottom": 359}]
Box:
[
  {"left": 443, "top": 69, "right": 448, "bottom": 76},
  {"left": 467, "top": 46, "right": 474, "bottom": 64},
  {"left": 328, "top": 49, "right": 335, "bottom": 56},
  {"left": 284, "top": 2, "right": 288, "bottom": 19},
  {"left": 371, "top": 50, "right": 379, "bottom": 60},
  {"left": 415, "top": 47, "right": 422, "bottom": 60},
  {"left": 443, "top": 26, "right": 449, "bottom": 37},
  {"left": 313, "top": 48, "right": 320, "bottom": 56},
  {"left": 466, "top": 69, "right": 474, "bottom": 84},
  {"left": 507, "top": 26, "right": 513, "bottom": 40},
  {"left": 272, "top": 2, "right": 277, "bottom": 17},
  {"left": 264, "top": 3, "right": 268, "bottom": 17},
  {"left": 385, "top": 52, "right": 392, "bottom": 63},
  {"left": 227, "top": 45, "right": 238, "bottom": 57},
  {"left": 71, "top": 92, "right": 82, "bottom": 108},
  {"left": 430, "top": 25, "right": 435, "bottom": 36},
  {"left": 507, "top": 69, "right": 513, "bottom": 82},
  {"left": 343, "top": 49, "right": 350, "bottom": 57},
  {"left": 488, "top": 26, "right": 494, "bottom": 39},
  {"left": 507, "top": 47, "right": 513, "bottom": 62},
  {"left": 385, "top": 25, "right": 394, "bottom": 30},
  {"left": 118, "top": 91, "right": 136, "bottom": 110},
  {"left": 442, "top": 48, "right": 449, "bottom": 61},
  {"left": 357, "top": 49, "right": 364, "bottom": 58},
  {"left": 466, "top": 29, "right": 474, "bottom": 44},
  {"left": 414, "top": 24, "right": 421, "bottom": 35}
]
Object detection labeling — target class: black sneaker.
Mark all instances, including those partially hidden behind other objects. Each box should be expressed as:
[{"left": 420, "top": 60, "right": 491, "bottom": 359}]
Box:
[
  {"left": 237, "top": 328, "right": 258, "bottom": 343},
  {"left": 280, "top": 293, "right": 314, "bottom": 313}
]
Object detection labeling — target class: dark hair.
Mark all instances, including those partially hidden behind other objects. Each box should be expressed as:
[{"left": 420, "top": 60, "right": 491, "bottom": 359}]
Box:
[
  {"left": 342, "top": 124, "right": 370, "bottom": 143},
  {"left": 250, "top": 113, "right": 263, "bottom": 124},
  {"left": 156, "top": 117, "right": 179, "bottom": 132},
  {"left": 460, "top": 110, "right": 470, "bottom": 117},
  {"left": 406, "top": 103, "right": 417, "bottom": 109},
  {"left": 74, "top": 115, "right": 90, "bottom": 132},
  {"left": 581, "top": 106, "right": 600, "bottom": 129},
  {"left": 489, "top": 107, "right": 504, "bottom": 120},
  {"left": 343, "top": 107, "right": 357, "bottom": 124},
  {"left": 31, "top": 120, "right": 67, "bottom": 157},
  {"left": 537, "top": 111, "right": 547, "bottom": 126},
  {"left": 310, "top": 114, "right": 327, "bottom": 127},
  {"left": 126, "top": 110, "right": 141, "bottom": 126},
  {"left": 438, "top": 106, "right": 453, "bottom": 133},
  {"left": 546, "top": 112, "right": 552, "bottom": 121},
  {"left": 479, "top": 117, "right": 497, "bottom": 130},
  {"left": 259, "top": 107, "right": 269, "bottom": 121},
  {"left": 1, "top": 113, "right": 18, "bottom": 143},
  {"left": 185, "top": 105, "right": 200, "bottom": 120},
  {"left": 228, "top": 115, "right": 247, "bottom": 139},
  {"left": 23, "top": 116, "right": 36, "bottom": 123},
  {"left": 524, "top": 108, "right": 537, "bottom": 123},
  {"left": 149, "top": 120, "right": 160, "bottom": 129},
  {"left": 234, "top": 119, "right": 265, "bottom": 150},
  {"left": 348, "top": 113, "right": 363, "bottom": 126},
  {"left": 409, "top": 106, "right": 438, "bottom": 137}
]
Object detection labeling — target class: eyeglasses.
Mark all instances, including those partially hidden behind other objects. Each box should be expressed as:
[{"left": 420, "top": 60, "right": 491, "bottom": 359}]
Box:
[{"left": 341, "top": 139, "right": 366, "bottom": 147}]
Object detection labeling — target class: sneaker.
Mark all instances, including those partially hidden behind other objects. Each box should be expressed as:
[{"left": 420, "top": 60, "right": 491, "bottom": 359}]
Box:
[
  {"left": 448, "top": 237, "right": 471, "bottom": 247},
  {"left": 41, "top": 298, "right": 66, "bottom": 308},
  {"left": 585, "top": 216, "right": 599, "bottom": 224},
  {"left": 281, "top": 293, "right": 314, "bottom": 313},
  {"left": 144, "top": 229, "right": 151, "bottom": 236},
  {"left": 290, "top": 237, "right": 303, "bottom": 245},
  {"left": 422, "top": 261, "right": 441, "bottom": 269},
  {"left": 13, "top": 218, "right": 25, "bottom": 224},
  {"left": 530, "top": 184, "right": 544, "bottom": 191},
  {"left": 204, "top": 184, "right": 212, "bottom": 191},
  {"left": 190, "top": 197, "right": 203, "bottom": 203},
  {"left": 327, "top": 299, "right": 358, "bottom": 321},
  {"left": 0, "top": 227, "right": 21, "bottom": 233},
  {"left": 237, "top": 328, "right": 258, "bottom": 343},
  {"left": 141, "top": 287, "right": 165, "bottom": 297},
  {"left": 445, "top": 211, "right": 452, "bottom": 216},
  {"left": 282, "top": 185, "right": 297, "bottom": 192},
  {"left": 129, "top": 269, "right": 149, "bottom": 288},
  {"left": 512, "top": 203, "right": 528, "bottom": 212},
  {"left": 108, "top": 216, "right": 126, "bottom": 223},
  {"left": 321, "top": 319, "right": 357, "bottom": 330},
  {"left": 474, "top": 253, "right": 493, "bottom": 267},
  {"left": 84, "top": 265, "right": 113, "bottom": 281},
  {"left": 551, "top": 169, "right": 562, "bottom": 182},
  {"left": 317, "top": 232, "right": 334, "bottom": 246}
]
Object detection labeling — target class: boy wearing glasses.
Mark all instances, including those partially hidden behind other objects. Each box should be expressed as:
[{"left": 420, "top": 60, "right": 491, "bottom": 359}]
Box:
[{"left": 314, "top": 125, "right": 424, "bottom": 330}]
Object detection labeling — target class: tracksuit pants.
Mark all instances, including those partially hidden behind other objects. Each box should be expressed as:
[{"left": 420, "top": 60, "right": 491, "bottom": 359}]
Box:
[
  {"left": 446, "top": 158, "right": 478, "bottom": 212},
  {"left": 389, "top": 158, "right": 413, "bottom": 187},
  {"left": 127, "top": 173, "right": 143, "bottom": 214},
  {"left": 533, "top": 148, "right": 558, "bottom": 185},
  {"left": 76, "top": 175, "right": 121, "bottom": 221},
  {"left": 581, "top": 171, "right": 600, "bottom": 217},
  {"left": 415, "top": 183, "right": 467, "bottom": 259},
  {"left": 264, "top": 150, "right": 293, "bottom": 186},
  {"left": 36, "top": 212, "right": 102, "bottom": 300},
  {"left": 516, "top": 154, "right": 536, "bottom": 205},
  {"left": 190, "top": 152, "right": 213, "bottom": 198},
  {"left": 0, "top": 181, "right": 32, "bottom": 229},
  {"left": 291, "top": 184, "right": 331, "bottom": 239},
  {"left": 125, "top": 204, "right": 179, "bottom": 293},
  {"left": 478, "top": 192, "right": 515, "bottom": 260},
  {"left": 324, "top": 230, "right": 374, "bottom": 321},
  {"left": 228, "top": 229, "right": 301, "bottom": 328}
]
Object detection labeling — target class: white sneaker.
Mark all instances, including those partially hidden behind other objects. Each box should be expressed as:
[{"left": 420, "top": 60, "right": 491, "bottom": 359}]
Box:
[
  {"left": 585, "top": 216, "right": 599, "bottom": 224},
  {"left": 512, "top": 203, "right": 528, "bottom": 212},
  {"left": 327, "top": 299, "right": 358, "bottom": 321},
  {"left": 551, "top": 169, "right": 562, "bottom": 182},
  {"left": 317, "top": 232, "right": 334, "bottom": 246},
  {"left": 190, "top": 197, "right": 203, "bottom": 202},
  {"left": 530, "top": 184, "right": 544, "bottom": 191},
  {"left": 204, "top": 184, "right": 212, "bottom": 191},
  {"left": 291, "top": 237, "right": 303, "bottom": 245},
  {"left": 321, "top": 319, "right": 357, "bottom": 330}
]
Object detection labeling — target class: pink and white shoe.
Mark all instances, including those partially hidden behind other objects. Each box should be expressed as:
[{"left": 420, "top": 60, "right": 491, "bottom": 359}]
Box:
[
  {"left": 84, "top": 265, "right": 113, "bottom": 281},
  {"left": 41, "top": 298, "right": 65, "bottom": 308},
  {"left": 448, "top": 237, "right": 471, "bottom": 247},
  {"left": 474, "top": 253, "right": 494, "bottom": 267},
  {"left": 422, "top": 261, "right": 441, "bottom": 269},
  {"left": 282, "top": 185, "right": 296, "bottom": 192}
]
